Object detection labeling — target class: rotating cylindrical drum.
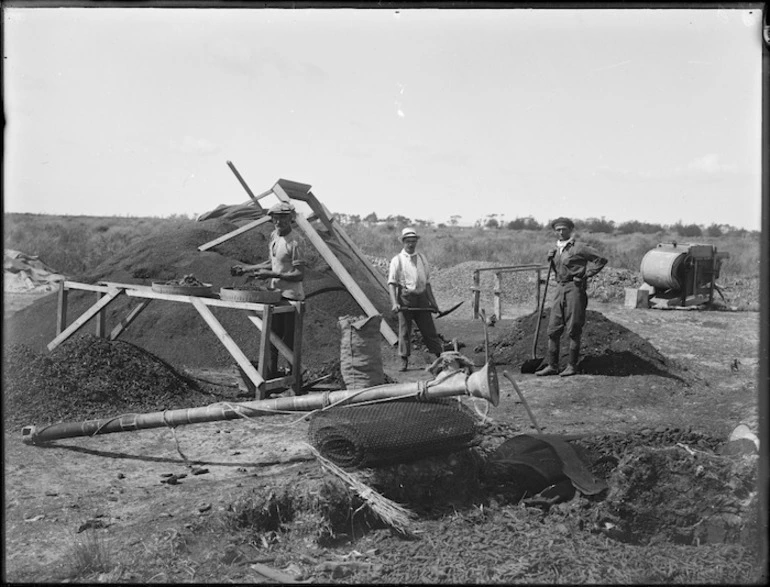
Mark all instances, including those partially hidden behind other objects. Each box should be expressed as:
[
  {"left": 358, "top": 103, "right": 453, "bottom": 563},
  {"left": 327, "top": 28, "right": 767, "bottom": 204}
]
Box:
[{"left": 640, "top": 249, "right": 687, "bottom": 290}]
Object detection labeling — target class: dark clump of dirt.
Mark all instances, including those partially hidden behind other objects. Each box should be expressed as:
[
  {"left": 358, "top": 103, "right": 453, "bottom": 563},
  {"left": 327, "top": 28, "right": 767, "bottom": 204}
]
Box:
[
  {"left": 3, "top": 334, "right": 215, "bottom": 429},
  {"left": 492, "top": 308, "right": 679, "bottom": 377},
  {"left": 591, "top": 445, "right": 759, "bottom": 547},
  {"left": 4, "top": 219, "right": 394, "bottom": 373}
]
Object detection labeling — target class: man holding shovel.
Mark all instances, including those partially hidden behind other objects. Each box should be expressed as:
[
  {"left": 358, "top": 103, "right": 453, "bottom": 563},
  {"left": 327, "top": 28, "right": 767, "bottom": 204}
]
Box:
[
  {"left": 535, "top": 217, "right": 607, "bottom": 378},
  {"left": 388, "top": 228, "right": 444, "bottom": 371}
]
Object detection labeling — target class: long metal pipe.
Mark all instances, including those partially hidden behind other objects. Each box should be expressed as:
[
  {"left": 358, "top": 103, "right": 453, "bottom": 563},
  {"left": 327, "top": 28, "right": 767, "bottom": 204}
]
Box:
[{"left": 21, "top": 364, "right": 499, "bottom": 445}]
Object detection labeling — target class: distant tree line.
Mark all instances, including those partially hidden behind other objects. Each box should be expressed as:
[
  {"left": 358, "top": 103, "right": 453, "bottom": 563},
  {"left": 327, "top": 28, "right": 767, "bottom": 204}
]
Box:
[{"left": 336, "top": 212, "right": 756, "bottom": 237}]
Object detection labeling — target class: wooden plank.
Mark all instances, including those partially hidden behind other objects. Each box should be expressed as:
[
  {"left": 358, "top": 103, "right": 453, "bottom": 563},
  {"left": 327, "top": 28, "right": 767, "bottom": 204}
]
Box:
[
  {"left": 95, "top": 292, "right": 106, "bottom": 338},
  {"left": 494, "top": 272, "right": 502, "bottom": 319},
  {"left": 257, "top": 303, "right": 273, "bottom": 392},
  {"left": 62, "top": 280, "right": 114, "bottom": 293},
  {"left": 273, "top": 183, "right": 398, "bottom": 346},
  {"left": 474, "top": 264, "right": 546, "bottom": 274},
  {"left": 331, "top": 222, "right": 390, "bottom": 294},
  {"left": 226, "top": 160, "right": 268, "bottom": 210},
  {"left": 246, "top": 312, "right": 294, "bottom": 364},
  {"left": 198, "top": 215, "right": 273, "bottom": 252},
  {"left": 99, "top": 281, "right": 153, "bottom": 291},
  {"left": 190, "top": 297, "right": 265, "bottom": 394},
  {"left": 48, "top": 289, "right": 123, "bottom": 351},
  {"left": 275, "top": 178, "right": 312, "bottom": 199},
  {"left": 302, "top": 191, "right": 334, "bottom": 232},
  {"left": 57, "top": 281, "right": 68, "bottom": 335},
  {"left": 264, "top": 376, "right": 295, "bottom": 392},
  {"left": 109, "top": 300, "right": 152, "bottom": 340},
  {"left": 472, "top": 271, "right": 480, "bottom": 319},
  {"left": 121, "top": 288, "right": 294, "bottom": 312},
  {"left": 291, "top": 301, "right": 304, "bottom": 395}
]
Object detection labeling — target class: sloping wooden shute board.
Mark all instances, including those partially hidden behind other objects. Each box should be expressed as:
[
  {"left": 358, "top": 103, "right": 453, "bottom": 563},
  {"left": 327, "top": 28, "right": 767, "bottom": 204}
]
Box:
[{"left": 198, "top": 177, "right": 398, "bottom": 346}]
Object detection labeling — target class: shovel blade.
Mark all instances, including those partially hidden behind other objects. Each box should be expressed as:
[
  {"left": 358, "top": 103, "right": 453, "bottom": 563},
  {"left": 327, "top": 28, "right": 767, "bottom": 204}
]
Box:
[{"left": 520, "top": 357, "right": 544, "bottom": 374}]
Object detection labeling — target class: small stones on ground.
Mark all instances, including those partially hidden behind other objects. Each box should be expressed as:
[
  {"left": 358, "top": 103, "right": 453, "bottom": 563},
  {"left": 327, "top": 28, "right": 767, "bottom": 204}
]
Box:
[
  {"left": 24, "top": 514, "right": 45, "bottom": 523},
  {"left": 160, "top": 473, "right": 187, "bottom": 485},
  {"left": 77, "top": 518, "right": 110, "bottom": 532},
  {"left": 198, "top": 502, "right": 212, "bottom": 513},
  {"left": 191, "top": 467, "right": 209, "bottom": 475},
  {"left": 116, "top": 472, "right": 125, "bottom": 479}
]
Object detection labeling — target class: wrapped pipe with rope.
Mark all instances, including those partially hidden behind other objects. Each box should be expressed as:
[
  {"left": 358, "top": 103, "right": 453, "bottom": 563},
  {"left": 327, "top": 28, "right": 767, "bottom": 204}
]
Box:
[{"left": 21, "top": 358, "right": 499, "bottom": 445}]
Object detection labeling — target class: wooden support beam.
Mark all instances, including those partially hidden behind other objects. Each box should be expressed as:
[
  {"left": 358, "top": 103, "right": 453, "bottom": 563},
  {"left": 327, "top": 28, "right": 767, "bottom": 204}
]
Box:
[
  {"left": 303, "top": 191, "right": 334, "bottom": 233},
  {"left": 472, "top": 271, "right": 481, "bottom": 319},
  {"left": 95, "top": 292, "right": 106, "bottom": 338},
  {"left": 494, "top": 272, "right": 502, "bottom": 319},
  {"left": 63, "top": 280, "right": 113, "bottom": 293},
  {"left": 257, "top": 303, "right": 273, "bottom": 389},
  {"left": 121, "top": 288, "right": 295, "bottom": 313},
  {"left": 109, "top": 300, "right": 152, "bottom": 340},
  {"left": 48, "top": 289, "right": 123, "bottom": 351},
  {"left": 290, "top": 301, "right": 304, "bottom": 395},
  {"left": 272, "top": 183, "right": 398, "bottom": 346},
  {"left": 198, "top": 214, "right": 273, "bottom": 252},
  {"left": 246, "top": 312, "right": 294, "bottom": 364},
  {"left": 226, "top": 160, "right": 268, "bottom": 210},
  {"left": 330, "top": 221, "right": 389, "bottom": 294},
  {"left": 57, "top": 281, "right": 68, "bottom": 335},
  {"left": 190, "top": 297, "right": 266, "bottom": 396}
]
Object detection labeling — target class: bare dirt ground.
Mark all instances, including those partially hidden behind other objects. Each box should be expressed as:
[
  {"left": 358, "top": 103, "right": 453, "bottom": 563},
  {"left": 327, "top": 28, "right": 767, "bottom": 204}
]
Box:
[{"left": 3, "top": 298, "right": 764, "bottom": 583}]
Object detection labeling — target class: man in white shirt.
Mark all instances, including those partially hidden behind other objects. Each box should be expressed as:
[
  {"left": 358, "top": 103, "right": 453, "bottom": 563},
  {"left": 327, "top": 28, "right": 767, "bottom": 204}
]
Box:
[{"left": 387, "top": 228, "right": 444, "bottom": 371}]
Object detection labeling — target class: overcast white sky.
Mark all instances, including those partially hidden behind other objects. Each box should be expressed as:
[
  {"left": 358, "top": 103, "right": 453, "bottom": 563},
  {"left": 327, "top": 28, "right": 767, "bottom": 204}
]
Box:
[{"left": 2, "top": 6, "right": 764, "bottom": 229}]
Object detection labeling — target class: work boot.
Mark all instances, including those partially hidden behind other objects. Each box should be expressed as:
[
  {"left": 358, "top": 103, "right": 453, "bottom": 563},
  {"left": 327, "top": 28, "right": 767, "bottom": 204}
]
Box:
[
  {"left": 560, "top": 340, "right": 581, "bottom": 377},
  {"left": 536, "top": 338, "right": 560, "bottom": 376},
  {"left": 535, "top": 364, "right": 559, "bottom": 377},
  {"left": 399, "top": 357, "right": 409, "bottom": 372}
]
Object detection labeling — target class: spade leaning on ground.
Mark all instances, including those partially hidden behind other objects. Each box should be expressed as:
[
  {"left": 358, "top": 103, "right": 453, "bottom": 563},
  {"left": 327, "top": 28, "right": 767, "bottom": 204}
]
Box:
[{"left": 536, "top": 217, "right": 608, "bottom": 378}]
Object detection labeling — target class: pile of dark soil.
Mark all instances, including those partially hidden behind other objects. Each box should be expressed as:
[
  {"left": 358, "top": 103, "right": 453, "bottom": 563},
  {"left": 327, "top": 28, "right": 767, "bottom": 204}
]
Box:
[
  {"left": 491, "top": 308, "right": 678, "bottom": 377},
  {"left": 4, "top": 219, "right": 393, "bottom": 372},
  {"left": 3, "top": 334, "right": 214, "bottom": 429},
  {"left": 201, "top": 424, "right": 760, "bottom": 584}
]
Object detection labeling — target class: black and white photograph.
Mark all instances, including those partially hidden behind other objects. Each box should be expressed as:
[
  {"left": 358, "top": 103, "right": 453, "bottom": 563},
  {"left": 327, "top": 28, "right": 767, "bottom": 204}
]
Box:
[{"left": 3, "top": 3, "right": 766, "bottom": 584}]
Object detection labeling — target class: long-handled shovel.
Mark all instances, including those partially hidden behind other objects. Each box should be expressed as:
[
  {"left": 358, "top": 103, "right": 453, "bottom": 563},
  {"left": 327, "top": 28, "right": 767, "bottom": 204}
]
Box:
[
  {"left": 502, "top": 371, "right": 543, "bottom": 434},
  {"left": 520, "top": 262, "right": 553, "bottom": 373},
  {"left": 401, "top": 301, "right": 464, "bottom": 319}
]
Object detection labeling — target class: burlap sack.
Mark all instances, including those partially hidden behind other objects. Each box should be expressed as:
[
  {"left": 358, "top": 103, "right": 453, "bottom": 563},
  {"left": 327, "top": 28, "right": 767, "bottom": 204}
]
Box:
[{"left": 339, "top": 314, "right": 384, "bottom": 390}]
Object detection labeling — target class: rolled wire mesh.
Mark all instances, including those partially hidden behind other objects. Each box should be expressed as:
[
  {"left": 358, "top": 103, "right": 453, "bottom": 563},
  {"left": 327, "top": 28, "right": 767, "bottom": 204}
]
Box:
[{"left": 308, "top": 399, "right": 479, "bottom": 468}]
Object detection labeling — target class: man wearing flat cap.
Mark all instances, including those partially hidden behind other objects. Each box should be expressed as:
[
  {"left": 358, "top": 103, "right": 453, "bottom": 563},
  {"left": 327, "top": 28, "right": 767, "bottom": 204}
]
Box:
[
  {"left": 231, "top": 201, "right": 305, "bottom": 382},
  {"left": 388, "top": 227, "right": 444, "bottom": 371},
  {"left": 536, "top": 217, "right": 608, "bottom": 377}
]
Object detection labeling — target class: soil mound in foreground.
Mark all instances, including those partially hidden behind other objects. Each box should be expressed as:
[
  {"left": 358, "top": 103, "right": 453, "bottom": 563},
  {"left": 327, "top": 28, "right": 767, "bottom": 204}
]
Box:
[
  {"left": 4, "top": 335, "right": 214, "bottom": 429},
  {"left": 4, "top": 219, "right": 393, "bottom": 372},
  {"left": 492, "top": 309, "right": 677, "bottom": 377}
]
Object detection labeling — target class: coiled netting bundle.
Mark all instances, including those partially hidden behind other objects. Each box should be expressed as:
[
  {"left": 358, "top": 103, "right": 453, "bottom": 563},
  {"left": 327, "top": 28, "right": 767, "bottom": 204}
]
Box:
[{"left": 308, "top": 399, "right": 479, "bottom": 468}]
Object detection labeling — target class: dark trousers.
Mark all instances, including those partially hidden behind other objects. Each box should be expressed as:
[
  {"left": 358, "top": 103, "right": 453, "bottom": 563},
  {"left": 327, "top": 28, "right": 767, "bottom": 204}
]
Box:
[
  {"left": 398, "top": 291, "right": 443, "bottom": 358},
  {"left": 269, "top": 308, "right": 295, "bottom": 376},
  {"left": 546, "top": 281, "right": 587, "bottom": 343}
]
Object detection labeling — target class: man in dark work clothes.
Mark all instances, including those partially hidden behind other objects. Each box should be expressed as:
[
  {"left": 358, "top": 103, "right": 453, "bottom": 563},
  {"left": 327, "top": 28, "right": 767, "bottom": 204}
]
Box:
[{"left": 535, "top": 217, "right": 608, "bottom": 377}]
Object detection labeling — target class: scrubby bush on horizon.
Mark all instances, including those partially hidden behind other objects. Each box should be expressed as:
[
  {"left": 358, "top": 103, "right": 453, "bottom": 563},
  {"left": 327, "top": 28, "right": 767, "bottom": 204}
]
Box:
[{"left": 3, "top": 212, "right": 760, "bottom": 279}]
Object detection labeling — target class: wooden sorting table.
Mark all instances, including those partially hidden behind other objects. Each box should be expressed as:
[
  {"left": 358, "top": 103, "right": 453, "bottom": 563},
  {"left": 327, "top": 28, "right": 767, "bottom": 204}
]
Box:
[{"left": 49, "top": 280, "right": 304, "bottom": 399}]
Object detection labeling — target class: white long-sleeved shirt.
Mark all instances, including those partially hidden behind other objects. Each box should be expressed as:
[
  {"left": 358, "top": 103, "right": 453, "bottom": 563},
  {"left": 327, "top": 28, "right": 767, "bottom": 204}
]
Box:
[{"left": 387, "top": 250, "right": 430, "bottom": 295}]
